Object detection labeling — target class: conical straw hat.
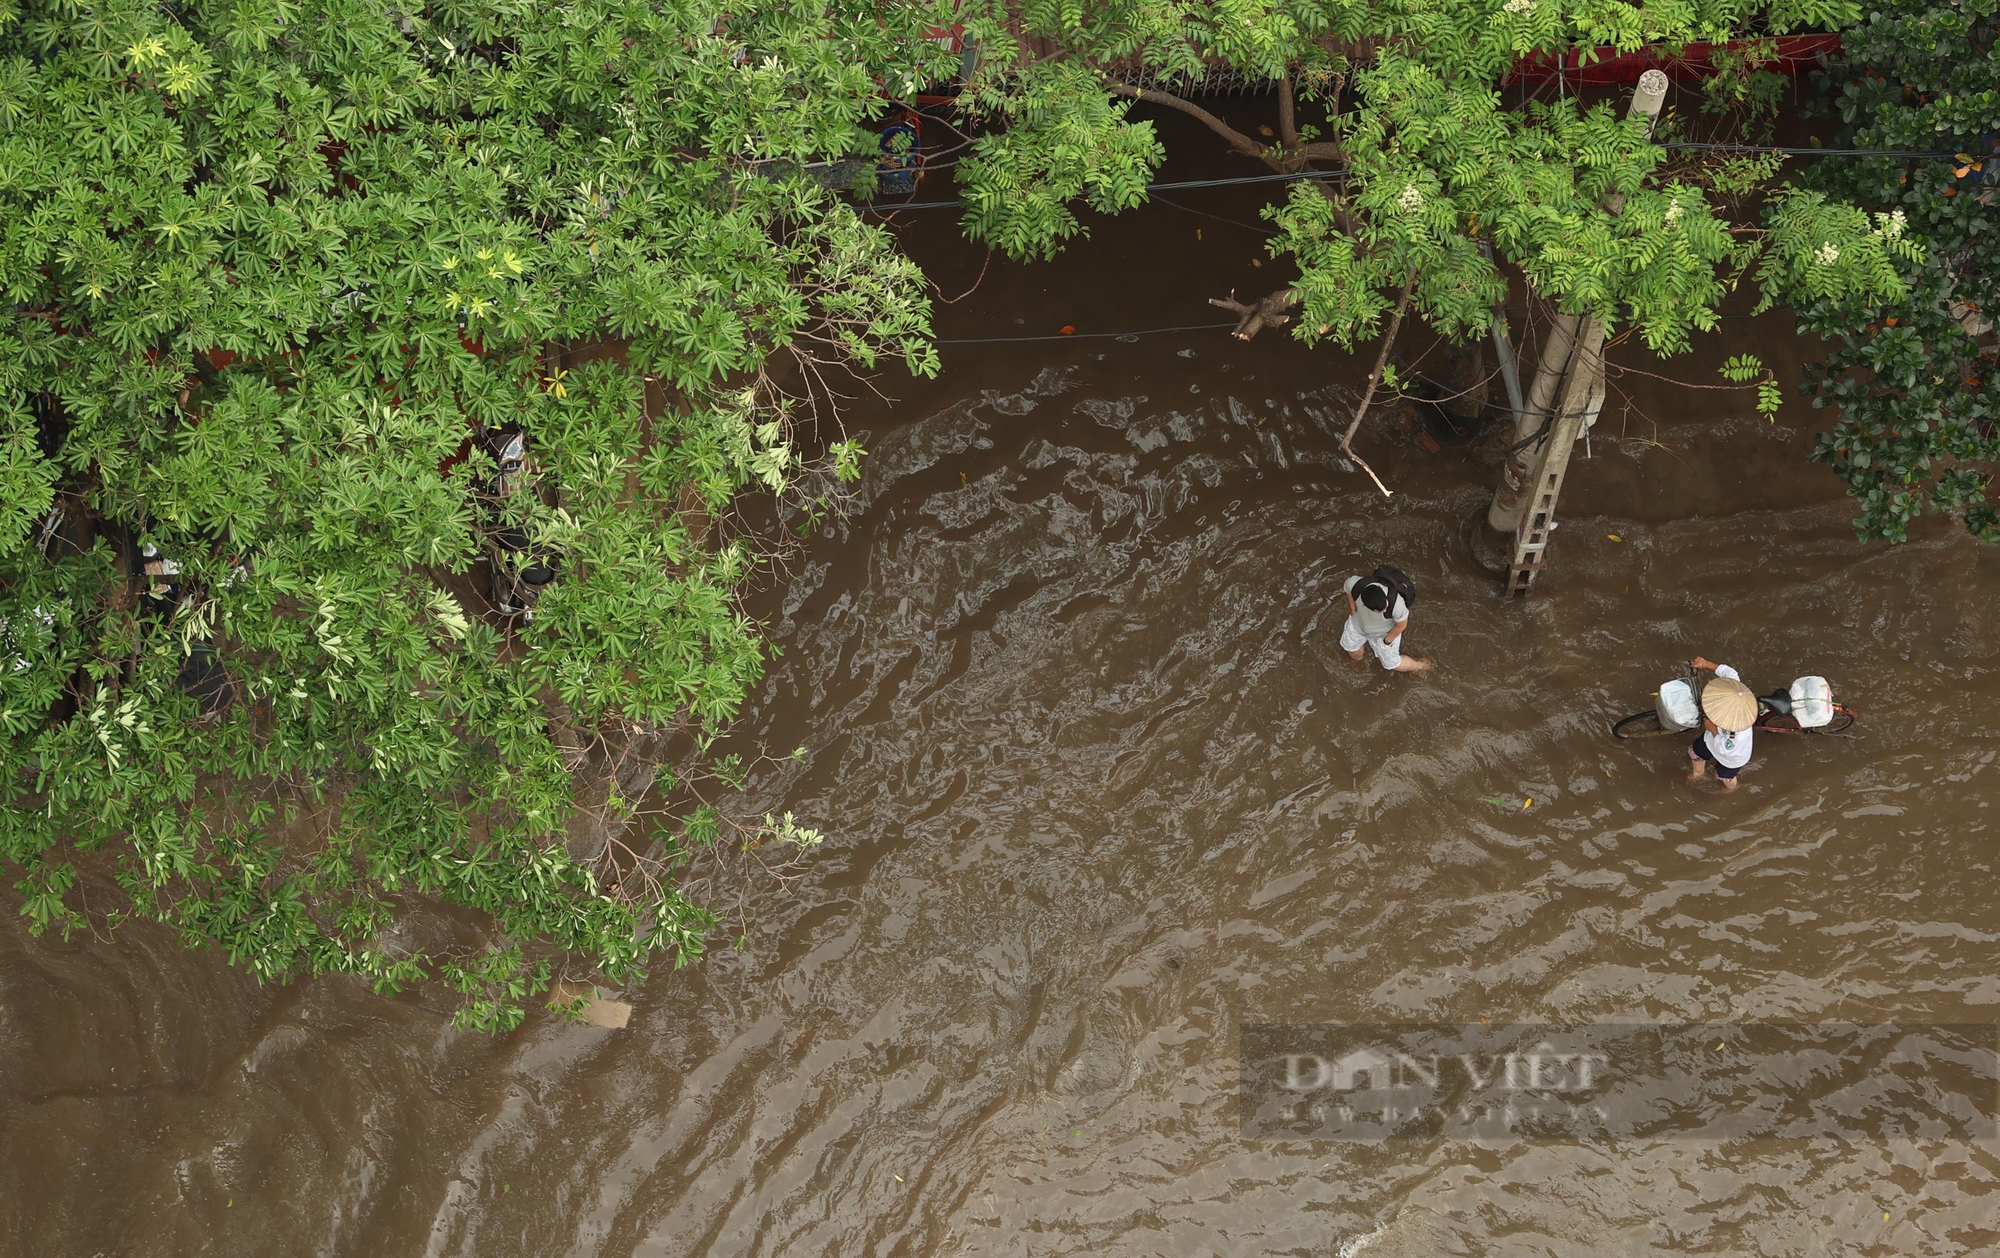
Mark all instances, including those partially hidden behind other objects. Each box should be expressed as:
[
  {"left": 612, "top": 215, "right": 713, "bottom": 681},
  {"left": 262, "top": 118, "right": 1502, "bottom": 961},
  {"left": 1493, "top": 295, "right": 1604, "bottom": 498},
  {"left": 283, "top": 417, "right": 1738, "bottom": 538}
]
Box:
[{"left": 1701, "top": 675, "right": 1757, "bottom": 732}]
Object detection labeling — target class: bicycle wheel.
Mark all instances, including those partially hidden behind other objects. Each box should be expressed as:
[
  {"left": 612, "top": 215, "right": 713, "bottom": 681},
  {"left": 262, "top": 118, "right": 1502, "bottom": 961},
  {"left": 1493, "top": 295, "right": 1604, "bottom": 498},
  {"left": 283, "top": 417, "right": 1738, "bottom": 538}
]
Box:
[
  {"left": 1612, "top": 710, "right": 1679, "bottom": 739},
  {"left": 1808, "top": 707, "right": 1857, "bottom": 736}
]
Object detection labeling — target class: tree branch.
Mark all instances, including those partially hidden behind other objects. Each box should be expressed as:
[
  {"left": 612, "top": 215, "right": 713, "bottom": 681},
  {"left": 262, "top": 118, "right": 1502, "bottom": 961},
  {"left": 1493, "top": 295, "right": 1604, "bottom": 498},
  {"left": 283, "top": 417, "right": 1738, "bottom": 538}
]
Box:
[
  {"left": 1108, "top": 72, "right": 1360, "bottom": 241},
  {"left": 1208, "top": 288, "right": 1301, "bottom": 340},
  {"left": 1278, "top": 74, "right": 1300, "bottom": 150},
  {"left": 1339, "top": 271, "right": 1417, "bottom": 498},
  {"left": 1106, "top": 82, "right": 1273, "bottom": 167}
]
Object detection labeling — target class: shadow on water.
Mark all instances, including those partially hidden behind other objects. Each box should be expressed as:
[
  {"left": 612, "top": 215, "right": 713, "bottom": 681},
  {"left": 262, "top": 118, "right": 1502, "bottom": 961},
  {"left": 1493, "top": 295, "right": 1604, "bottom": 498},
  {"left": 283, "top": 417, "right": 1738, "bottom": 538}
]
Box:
[{"left": 5, "top": 105, "right": 2000, "bottom": 1257}]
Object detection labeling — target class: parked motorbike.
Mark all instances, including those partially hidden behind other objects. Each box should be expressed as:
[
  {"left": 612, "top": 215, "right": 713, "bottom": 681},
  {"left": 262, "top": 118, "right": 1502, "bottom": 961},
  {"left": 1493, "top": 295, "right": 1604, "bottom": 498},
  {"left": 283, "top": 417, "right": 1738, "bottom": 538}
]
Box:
[
  {"left": 129, "top": 526, "right": 237, "bottom": 718},
  {"left": 478, "top": 426, "right": 559, "bottom": 623}
]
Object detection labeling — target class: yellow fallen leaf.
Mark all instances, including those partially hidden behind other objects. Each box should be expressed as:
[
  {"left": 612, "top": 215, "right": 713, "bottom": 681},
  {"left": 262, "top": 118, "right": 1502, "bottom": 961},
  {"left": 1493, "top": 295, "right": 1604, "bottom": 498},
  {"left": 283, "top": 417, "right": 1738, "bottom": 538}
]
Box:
[
  {"left": 1522, "top": 798, "right": 1532, "bottom": 808},
  {"left": 1607, "top": 533, "right": 1622, "bottom": 541}
]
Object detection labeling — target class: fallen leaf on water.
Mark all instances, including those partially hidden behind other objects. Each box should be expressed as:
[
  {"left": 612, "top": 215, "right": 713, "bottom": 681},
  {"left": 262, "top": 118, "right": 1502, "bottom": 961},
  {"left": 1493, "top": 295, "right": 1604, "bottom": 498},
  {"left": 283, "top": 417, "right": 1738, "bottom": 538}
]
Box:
[
  {"left": 1607, "top": 533, "right": 1622, "bottom": 542},
  {"left": 1522, "top": 797, "right": 1533, "bottom": 808},
  {"left": 1060, "top": 325, "right": 1075, "bottom": 335},
  {"left": 1258, "top": 125, "right": 1275, "bottom": 137}
]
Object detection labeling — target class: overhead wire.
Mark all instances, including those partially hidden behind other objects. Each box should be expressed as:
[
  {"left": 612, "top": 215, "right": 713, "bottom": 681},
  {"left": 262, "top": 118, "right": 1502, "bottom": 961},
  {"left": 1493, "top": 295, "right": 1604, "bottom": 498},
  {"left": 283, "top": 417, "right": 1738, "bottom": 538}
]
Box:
[
  {"left": 1148, "top": 193, "right": 1277, "bottom": 234},
  {"left": 937, "top": 321, "right": 1239, "bottom": 344},
  {"left": 853, "top": 142, "right": 1965, "bottom": 214},
  {"left": 1661, "top": 141, "right": 1961, "bottom": 157},
  {"left": 858, "top": 169, "right": 1346, "bottom": 213},
  {"left": 936, "top": 307, "right": 1779, "bottom": 346}
]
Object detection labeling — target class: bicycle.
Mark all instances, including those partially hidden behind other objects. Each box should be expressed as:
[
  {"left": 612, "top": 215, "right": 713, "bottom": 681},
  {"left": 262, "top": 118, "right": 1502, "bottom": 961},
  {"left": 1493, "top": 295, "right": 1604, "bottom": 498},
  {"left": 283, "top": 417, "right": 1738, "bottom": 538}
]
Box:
[{"left": 1611, "top": 664, "right": 1856, "bottom": 739}]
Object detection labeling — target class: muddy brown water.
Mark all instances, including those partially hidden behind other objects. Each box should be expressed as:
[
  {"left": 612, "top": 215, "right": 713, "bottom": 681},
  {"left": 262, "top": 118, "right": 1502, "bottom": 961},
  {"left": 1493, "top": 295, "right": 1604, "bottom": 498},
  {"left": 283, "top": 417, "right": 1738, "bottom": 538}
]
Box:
[{"left": 7, "top": 109, "right": 2000, "bottom": 1256}]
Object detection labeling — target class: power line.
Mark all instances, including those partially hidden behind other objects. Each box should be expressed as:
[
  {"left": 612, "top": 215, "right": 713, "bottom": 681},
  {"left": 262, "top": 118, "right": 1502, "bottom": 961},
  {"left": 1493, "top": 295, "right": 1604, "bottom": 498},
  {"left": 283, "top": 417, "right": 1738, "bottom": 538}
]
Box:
[
  {"left": 936, "top": 307, "right": 1784, "bottom": 346},
  {"left": 937, "top": 321, "right": 1238, "bottom": 344},
  {"left": 859, "top": 169, "right": 1344, "bottom": 214},
  {"left": 1149, "top": 193, "right": 1276, "bottom": 235},
  {"left": 858, "top": 142, "right": 1966, "bottom": 214},
  {"left": 1662, "top": 142, "right": 1960, "bottom": 157}
]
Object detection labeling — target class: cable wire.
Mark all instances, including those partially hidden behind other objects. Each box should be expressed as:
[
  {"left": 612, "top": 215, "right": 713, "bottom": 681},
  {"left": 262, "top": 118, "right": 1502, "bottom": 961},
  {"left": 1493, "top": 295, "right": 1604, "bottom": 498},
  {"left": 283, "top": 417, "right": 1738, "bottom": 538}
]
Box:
[
  {"left": 859, "top": 169, "right": 1345, "bottom": 213},
  {"left": 934, "top": 305, "right": 1788, "bottom": 346},
  {"left": 856, "top": 143, "right": 1968, "bottom": 214},
  {"left": 1661, "top": 142, "right": 1960, "bottom": 157},
  {"left": 1149, "top": 193, "right": 1277, "bottom": 234},
  {"left": 936, "top": 321, "right": 1240, "bottom": 344}
]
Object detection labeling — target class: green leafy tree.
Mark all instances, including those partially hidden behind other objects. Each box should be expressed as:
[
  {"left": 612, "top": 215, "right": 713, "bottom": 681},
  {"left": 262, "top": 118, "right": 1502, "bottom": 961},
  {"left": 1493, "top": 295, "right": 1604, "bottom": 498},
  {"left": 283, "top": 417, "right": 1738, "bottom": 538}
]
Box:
[
  {"left": 1800, "top": 0, "right": 1999, "bottom": 543},
  {"left": 946, "top": 0, "right": 1917, "bottom": 502},
  {"left": 0, "top": 0, "right": 954, "bottom": 1029}
]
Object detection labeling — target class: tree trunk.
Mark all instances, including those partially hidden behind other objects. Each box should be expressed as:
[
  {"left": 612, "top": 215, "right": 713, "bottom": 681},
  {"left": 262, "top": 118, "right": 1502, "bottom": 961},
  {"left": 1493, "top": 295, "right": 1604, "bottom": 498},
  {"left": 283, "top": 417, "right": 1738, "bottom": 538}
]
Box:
[{"left": 1430, "top": 333, "right": 1489, "bottom": 425}]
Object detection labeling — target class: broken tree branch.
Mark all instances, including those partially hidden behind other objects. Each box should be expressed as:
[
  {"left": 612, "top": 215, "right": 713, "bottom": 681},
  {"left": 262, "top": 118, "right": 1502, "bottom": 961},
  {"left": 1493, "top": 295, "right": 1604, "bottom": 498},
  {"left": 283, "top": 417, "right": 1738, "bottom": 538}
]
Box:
[
  {"left": 1208, "top": 287, "right": 1301, "bottom": 340},
  {"left": 1106, "top": 75, "right": 1359, "bottom": 236},
  {"left": 1338, "top": 272, "right": 1417, "bottom": 498},
  {"left": 1105, "top": 83, "right": 1266, "bottom": 163}
]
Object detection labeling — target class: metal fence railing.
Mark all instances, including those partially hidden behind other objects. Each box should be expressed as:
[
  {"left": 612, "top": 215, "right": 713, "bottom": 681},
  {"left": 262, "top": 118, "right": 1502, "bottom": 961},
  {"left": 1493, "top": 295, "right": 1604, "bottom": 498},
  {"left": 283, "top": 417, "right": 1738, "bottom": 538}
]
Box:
[{"left": 1100, "top": 65, "right": 1278, "bottom": 96}]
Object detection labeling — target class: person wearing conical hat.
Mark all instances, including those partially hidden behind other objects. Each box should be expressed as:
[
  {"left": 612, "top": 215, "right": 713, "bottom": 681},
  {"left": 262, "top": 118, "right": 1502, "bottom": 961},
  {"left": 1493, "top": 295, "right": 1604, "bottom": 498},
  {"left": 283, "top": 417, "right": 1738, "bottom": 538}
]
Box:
[{"left": 1686, "top": 655, "right": 1756, "bottom": 791}]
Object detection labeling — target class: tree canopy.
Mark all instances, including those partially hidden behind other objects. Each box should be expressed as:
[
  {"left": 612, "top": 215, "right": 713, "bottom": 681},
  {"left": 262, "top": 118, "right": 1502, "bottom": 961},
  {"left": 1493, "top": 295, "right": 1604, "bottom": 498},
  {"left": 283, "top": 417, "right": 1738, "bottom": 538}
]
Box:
[
  {"left": 0, "top": 0, "right": 955, "bottom": 1030},
  {"left": 1801, "top": 0, "right": 1999, "bottom": 543},
  {"left": 950, "top": 0, "right": 1915, "bottom": 363}
]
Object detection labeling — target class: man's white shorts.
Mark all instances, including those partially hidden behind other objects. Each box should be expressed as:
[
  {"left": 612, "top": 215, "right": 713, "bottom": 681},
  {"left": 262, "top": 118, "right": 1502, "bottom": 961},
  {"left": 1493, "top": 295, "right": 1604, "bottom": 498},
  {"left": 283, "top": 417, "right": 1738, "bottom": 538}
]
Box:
[{"left": 1340, "top": 616, "right": 1401, "bottom": 669}]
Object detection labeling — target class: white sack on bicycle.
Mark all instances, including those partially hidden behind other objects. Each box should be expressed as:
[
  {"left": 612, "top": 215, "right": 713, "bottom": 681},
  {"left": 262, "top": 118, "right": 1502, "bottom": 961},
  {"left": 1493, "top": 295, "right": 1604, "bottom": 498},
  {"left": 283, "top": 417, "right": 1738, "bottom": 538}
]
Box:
[
  {"left": 1789, "top": 676, "right": 1834, "bottom": 728},
  {"left": 1656, "top": 679, "right": 1700, "bottom": 731}
]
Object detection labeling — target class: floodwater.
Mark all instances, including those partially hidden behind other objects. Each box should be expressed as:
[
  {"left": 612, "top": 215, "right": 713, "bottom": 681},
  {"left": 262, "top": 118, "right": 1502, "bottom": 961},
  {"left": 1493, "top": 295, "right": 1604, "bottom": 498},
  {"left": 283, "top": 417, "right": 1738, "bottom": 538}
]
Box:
[{"left": 6, "top": 110, "right": 2000, "bottom": 1256}]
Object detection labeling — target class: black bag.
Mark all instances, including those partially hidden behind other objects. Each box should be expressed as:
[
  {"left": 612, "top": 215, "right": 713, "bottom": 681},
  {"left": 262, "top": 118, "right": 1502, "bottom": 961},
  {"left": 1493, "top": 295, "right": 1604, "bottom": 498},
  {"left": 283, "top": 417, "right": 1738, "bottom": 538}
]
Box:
[{"left": 1368, "top": 564, "right": 1416, "bottom": 614}]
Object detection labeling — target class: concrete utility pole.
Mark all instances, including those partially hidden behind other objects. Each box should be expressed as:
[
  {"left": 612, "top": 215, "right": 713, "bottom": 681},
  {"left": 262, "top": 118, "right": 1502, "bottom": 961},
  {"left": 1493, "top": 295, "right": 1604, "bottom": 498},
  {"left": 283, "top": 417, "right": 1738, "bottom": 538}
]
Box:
[{"left": 1490, "top": 69, "right": 1670, "bottom": 597}]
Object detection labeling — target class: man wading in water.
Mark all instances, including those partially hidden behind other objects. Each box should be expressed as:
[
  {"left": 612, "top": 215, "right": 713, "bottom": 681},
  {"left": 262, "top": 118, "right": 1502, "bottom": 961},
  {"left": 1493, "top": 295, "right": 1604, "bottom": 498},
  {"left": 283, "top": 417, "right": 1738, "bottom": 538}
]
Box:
[
  {"left": 1686, "top": 656, "right": 1755, "bottom": 791},
  {"left": 1341, "top": 567, "right": 1430, "bottom": 674}
]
